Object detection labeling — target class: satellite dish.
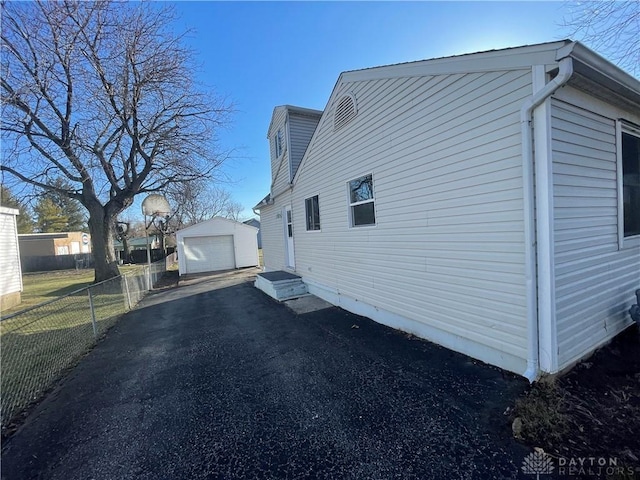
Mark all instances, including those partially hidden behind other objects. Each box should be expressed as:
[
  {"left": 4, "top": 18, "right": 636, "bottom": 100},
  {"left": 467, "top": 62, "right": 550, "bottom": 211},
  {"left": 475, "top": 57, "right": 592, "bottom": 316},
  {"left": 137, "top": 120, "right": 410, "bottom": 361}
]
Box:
[{"left": 141, "top": 194, "right": 171, "bottom": 217}]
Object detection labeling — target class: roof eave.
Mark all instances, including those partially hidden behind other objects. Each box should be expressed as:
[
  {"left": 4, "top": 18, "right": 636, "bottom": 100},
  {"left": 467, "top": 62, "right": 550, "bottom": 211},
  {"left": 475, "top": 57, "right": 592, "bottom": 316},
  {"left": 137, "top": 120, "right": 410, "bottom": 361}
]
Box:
[{"left": 560, "top": 42, "right": 640, "bottom": 109}]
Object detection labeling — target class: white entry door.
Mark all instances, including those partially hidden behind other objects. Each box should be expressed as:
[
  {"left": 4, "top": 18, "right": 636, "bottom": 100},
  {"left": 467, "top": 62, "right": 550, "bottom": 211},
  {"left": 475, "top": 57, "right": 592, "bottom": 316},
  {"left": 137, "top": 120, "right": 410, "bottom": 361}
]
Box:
[{"left": 284, "top": 206, "right": 295, "bottom": 269}]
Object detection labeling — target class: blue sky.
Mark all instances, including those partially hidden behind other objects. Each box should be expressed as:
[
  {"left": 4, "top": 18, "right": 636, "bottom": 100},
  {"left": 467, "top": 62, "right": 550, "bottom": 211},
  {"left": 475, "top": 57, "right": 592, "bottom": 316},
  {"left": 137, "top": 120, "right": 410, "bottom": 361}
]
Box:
[{"left": 169, "top": 1, "right": 567, "bottom": 220}]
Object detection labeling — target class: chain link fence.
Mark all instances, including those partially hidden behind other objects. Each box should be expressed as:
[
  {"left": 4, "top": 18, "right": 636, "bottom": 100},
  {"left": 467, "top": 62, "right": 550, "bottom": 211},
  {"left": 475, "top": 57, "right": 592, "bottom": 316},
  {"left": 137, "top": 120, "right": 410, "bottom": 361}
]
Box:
[{"left": 1, "top": 259, "right": 168, "bottom": 427}]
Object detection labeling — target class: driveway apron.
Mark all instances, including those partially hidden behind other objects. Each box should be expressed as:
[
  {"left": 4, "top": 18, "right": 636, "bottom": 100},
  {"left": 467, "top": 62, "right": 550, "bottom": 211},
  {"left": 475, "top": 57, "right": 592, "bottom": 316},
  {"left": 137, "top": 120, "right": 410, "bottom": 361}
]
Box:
[{"left": 1, "top": 270, "right": 531, "bottom": 480}]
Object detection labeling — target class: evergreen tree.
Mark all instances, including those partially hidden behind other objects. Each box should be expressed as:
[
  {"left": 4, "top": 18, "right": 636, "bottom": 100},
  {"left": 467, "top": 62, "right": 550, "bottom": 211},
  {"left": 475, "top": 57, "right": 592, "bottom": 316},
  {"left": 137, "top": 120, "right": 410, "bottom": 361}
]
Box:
[
  {"left": 34, "top": 197, "right": 69, "bottom": 232},
  {"left": 0, "top": 185, "right": 35, "bottom": 233},
  {"left": 41, "top": 179, "right": 87, "bottom": 231}
]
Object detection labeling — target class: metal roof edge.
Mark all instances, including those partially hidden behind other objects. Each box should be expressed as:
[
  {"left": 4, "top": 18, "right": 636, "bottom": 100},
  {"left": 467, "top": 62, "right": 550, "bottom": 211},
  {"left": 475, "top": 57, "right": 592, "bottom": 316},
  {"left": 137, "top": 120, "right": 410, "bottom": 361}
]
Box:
[
  {"left": 341, "top": 40, "right": 572, "bottom": 83},
  {"left": 563, "top": 41, "right": 640, "bottom": 106}
]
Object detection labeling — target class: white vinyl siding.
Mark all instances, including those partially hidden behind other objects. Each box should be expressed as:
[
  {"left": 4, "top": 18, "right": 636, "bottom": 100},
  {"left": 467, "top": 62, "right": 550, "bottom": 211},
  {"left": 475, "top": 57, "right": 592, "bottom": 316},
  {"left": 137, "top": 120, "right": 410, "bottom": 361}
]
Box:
[
  {"left": 259, "top": 193, "right": 291, "bottom": 271},
  {"left": 0, "top": 209, "right": 22, "bottom": 297},
  {"left": 551, "top": 93, "right": 640, "bottom": 370},
  {"left": 289, "top": 112, "right": 321, "bottom": 180},
  {"left": 292, "top": 69, "right": 532, "bottom": 374}
]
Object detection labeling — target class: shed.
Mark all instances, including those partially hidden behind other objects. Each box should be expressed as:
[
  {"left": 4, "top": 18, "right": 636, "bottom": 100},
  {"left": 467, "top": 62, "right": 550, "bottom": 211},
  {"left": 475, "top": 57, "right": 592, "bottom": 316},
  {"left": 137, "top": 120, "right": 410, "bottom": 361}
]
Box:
[
  {"left": 176, "top": 217, "right": 259, "bottom": 275},
  {"left": 0, "top": 207, "right": 23, "bottom": 310},
  {"left": 243, "top": 218, "right": 262, "bottom": 248}
]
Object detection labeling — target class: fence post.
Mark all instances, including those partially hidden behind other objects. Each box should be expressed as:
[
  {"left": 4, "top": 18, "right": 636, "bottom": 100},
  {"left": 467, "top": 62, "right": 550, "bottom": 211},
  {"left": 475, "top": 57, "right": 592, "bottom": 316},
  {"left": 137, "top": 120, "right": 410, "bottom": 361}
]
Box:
[
  {"left": 123, "top": 275, "right": 132, "bottom": 311},
  {"left": 87, "top": 288, "right": 98, "bottom": 338},
  {"left": 146, "top": 265, "right": 151, "bottom": 291}
]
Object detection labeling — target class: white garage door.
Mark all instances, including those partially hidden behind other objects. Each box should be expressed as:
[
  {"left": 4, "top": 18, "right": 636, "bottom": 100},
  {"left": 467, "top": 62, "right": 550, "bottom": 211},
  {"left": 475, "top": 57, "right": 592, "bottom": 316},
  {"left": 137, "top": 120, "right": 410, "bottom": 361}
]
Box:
[{"left": 183, "top": 235, "right": 235, "bottom": 274}]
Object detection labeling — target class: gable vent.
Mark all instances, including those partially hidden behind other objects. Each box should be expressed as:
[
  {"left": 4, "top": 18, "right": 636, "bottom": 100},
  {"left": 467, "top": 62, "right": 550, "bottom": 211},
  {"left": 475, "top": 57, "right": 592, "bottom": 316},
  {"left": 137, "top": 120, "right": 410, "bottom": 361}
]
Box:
[{"left": 333, "top": 94, "right": 357, "bottom": 131}]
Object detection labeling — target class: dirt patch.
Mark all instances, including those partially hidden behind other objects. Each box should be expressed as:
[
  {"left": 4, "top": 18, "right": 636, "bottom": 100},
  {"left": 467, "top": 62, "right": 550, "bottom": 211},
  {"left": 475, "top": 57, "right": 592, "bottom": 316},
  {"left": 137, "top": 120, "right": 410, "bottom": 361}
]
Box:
[
  {"left": 154, "top": 269, "right": 179, "bottom": 290},
  {"left": 511, "top": 326, "right": 640, "bottom": 473}
]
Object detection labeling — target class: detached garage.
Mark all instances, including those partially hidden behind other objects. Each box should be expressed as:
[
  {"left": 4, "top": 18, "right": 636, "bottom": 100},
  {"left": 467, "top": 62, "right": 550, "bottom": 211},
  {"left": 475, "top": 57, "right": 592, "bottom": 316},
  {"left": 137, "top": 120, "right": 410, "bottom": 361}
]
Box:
[{"left": 176, "top": 217, "right": 259, "bottom": 276}]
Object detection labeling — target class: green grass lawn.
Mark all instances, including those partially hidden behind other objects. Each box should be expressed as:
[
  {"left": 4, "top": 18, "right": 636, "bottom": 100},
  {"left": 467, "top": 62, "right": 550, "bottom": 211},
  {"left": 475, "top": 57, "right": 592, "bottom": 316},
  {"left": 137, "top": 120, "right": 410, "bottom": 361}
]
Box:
[
  {"left": 0, "top": 264, "right": 149, "bottom": 427},
  {"left": 4, "top": 266, "right": 144, "bottom": 316}
]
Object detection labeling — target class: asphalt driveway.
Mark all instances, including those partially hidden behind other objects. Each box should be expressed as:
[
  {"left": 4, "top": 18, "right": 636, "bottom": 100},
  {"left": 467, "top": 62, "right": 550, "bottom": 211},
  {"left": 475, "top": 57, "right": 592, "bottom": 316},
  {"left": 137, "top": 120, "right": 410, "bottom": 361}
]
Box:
[{"left": 1, "top": 269, "right": 531, "bottom": 479}]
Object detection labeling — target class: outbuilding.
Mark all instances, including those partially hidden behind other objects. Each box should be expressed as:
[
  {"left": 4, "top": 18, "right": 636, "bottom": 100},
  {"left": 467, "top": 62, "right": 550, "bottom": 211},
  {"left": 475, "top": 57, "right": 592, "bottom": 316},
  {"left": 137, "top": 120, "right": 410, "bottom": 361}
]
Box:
[
  {"left": 0, "top": 207, "right": 23, "bottom": 310},
  {"left": 176, "top": 217, "right": 259, "bottom": 276}
]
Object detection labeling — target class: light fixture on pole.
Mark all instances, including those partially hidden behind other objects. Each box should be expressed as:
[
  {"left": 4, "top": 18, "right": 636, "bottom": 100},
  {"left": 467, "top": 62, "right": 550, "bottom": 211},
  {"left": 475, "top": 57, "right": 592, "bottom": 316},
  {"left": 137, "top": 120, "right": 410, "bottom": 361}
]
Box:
[{"left": 141, "top": 194, "right": 171, "bottom": 290}]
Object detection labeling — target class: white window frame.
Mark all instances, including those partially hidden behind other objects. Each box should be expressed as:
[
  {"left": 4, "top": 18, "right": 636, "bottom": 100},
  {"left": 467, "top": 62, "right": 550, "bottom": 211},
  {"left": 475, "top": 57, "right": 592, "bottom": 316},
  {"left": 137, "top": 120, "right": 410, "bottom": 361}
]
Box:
[
  {"left": 616, "top": 120, "right": 640, "bottom": 250},
  {"left": 305, "top": 195, "right": 321, "bottom": 232},
  {"left": 274, "top": 129, "right": 283, "bottom": 159},
  {"left": 347, "top": 173, "right": 376, "bottom": 228}
]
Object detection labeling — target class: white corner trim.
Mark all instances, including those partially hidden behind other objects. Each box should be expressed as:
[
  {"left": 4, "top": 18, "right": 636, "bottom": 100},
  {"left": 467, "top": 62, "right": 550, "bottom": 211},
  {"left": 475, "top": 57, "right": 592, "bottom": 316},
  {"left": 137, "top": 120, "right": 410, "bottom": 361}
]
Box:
[
  {"left": 286, "top": 116, "right": 293, "bottom": 183},
  {"left": 520, "top": 55, "right": 574, "bottom": 383},
  {"left": 617, "top": 119, "right": 625, "bottom": 250},
  {"left": 532, "top": 65, "right": 558, "bottom": 374}
]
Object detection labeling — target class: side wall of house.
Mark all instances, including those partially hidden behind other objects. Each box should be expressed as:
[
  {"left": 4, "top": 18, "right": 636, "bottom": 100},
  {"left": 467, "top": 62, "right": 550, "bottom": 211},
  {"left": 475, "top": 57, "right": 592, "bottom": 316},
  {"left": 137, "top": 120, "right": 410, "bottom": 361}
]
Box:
[
  {"left": 291, "top": 69, "right": 534, "bottom": 375},
  {"left": 289, "top": 112, "right": 321, "bottom": 179},
  {"left": 551, "top": 86, "right": 640, "bottom": 370}
]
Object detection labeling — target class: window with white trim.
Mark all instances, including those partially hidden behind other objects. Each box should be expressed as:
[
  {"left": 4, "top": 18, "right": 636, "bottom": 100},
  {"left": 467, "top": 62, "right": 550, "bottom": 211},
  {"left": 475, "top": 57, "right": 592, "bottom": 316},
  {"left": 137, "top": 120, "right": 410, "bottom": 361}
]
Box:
[
  {"left": 348, "top": 174, "right": 375, "bottom": 227},
  {"left": 274, "top": 129, "right": 283, "bottom": 158},
  {"left": 305, "top": 195, "right": 320, "bottom": 231},
  {"left": 621, "top": 125, "right": 640, "bottom": 238}
]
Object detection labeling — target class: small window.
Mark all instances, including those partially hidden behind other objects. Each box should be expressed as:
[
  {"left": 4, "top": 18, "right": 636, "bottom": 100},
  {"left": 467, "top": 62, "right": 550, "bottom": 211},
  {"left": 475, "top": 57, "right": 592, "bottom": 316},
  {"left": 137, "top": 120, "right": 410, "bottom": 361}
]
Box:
[
  {"left": 348, "top": 174, "right": 375, "bottom": 227},
  {"left": 622, "top": 128, "right": 640, "bottom": 238},
  {"left": 286, "top": 209, "right": 293, "bottom": 237},
  {"left": 274, "top": 129, "right": 283, "bottom": 158},
  {"left": 305, "top": 195, "right": 320, "bottom": 231}
]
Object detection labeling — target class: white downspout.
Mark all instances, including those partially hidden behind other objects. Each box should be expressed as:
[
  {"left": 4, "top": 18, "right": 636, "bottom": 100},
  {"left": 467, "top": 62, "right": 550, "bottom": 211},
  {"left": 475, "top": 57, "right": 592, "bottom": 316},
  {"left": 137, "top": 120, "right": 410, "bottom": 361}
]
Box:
[{"left": 521, "top": 55, "right": 573, "bottom": 383}]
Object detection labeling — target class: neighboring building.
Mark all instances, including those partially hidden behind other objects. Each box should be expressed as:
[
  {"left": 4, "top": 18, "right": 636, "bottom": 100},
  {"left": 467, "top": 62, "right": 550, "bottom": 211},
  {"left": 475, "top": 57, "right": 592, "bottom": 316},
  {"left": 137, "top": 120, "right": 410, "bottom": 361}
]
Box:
[
  {"left": 255, "top": 41, "right": 640, "bottom": 381},
  {"left": 19, "top": 232, "right": 91, "bottom": 256},
  {"left": 176, "top": 217, "right": 259, "bottom": 276},
  {"left": 0, "top": 207, "right": 23, "bottom": 310},
  {"left": 243, "top": 218, "right": 262, "bottom": 248},
  {"left": 114, "top": 236, "right": 160, "bottom": 253}
]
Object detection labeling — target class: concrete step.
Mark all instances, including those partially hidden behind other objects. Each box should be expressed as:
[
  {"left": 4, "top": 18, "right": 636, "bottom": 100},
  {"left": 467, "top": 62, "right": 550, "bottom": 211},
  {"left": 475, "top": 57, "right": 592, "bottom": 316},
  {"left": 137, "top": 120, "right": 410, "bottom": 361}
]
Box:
[{"left": 255, "top": 272, "right": 309, "bottom": 301}]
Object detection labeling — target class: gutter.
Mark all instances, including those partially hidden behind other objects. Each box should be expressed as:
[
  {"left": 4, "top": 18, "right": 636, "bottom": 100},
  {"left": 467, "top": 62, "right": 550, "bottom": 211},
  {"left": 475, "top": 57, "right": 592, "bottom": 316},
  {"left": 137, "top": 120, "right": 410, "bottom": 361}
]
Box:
[{"left": 520, "top": 50, "right": 574, "bottom": 383}]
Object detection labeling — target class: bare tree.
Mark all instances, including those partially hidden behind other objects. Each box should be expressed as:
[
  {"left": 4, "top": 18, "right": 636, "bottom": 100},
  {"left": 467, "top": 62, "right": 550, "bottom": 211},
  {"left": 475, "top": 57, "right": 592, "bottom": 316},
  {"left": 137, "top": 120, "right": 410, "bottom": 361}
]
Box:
[
  {"left": 563, "top": 1, "right": 640, "bottom": 76},
  {"left": 166, "top": 180, "right": 244, "bottom": 229},
  {"left": 1, "top": 1, "right": 231, "bottom": 281}
]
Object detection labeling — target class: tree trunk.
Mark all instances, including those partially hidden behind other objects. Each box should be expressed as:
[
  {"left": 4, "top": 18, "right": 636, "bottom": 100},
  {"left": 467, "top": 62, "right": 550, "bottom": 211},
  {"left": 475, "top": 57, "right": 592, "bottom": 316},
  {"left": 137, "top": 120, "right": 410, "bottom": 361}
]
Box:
[
  {"left": 122, "top": 237, "right": 130, "bottom": 264},
  {"left": 87, "top": 205, "right": 121, "bottom": 283}
]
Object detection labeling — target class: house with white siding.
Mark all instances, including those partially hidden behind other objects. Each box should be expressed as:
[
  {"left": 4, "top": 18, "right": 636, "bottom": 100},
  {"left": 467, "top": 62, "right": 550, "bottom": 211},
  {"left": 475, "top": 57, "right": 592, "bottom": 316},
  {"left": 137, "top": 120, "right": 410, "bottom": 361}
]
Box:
[
  {"left": 254, "top": 40, "right": 640, "bottom": 381},
  {"left": 0, "top": 207, "right": 23, "bottom": 310}
]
